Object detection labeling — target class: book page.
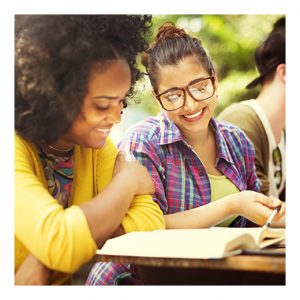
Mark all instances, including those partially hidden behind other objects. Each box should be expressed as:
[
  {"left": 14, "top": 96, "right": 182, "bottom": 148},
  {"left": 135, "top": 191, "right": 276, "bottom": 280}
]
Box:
[
  {"left": 258, "top": 228, "right": 285, "bottom": 248},
  {"left": 97, "top": 227, "right": 285, "bottom": 259},
  {"left": 222, "top": 227, "right": 285, "bottom": 251},
  {"left": 97, "top": 228, "right": 257, "bottom": 259}
]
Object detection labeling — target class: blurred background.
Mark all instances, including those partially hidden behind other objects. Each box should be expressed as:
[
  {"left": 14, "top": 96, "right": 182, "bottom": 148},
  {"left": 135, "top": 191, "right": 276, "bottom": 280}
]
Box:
[{"left": 110, "top": 14, "right": 284, "bottom": 144}]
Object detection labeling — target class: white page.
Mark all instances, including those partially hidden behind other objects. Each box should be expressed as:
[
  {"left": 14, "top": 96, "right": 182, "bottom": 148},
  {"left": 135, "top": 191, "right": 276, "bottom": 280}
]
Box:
[
  {"left": 97, "top": 228, "right": 255, "bottom": 259},
  {"left": 97, "top": 227, "right": 285, "bottom": 259}
]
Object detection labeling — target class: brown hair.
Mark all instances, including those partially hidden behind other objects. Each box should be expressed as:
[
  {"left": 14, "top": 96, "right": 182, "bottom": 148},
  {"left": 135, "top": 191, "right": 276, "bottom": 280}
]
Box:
[{"left": 142, "top": 22, "right": 215, "bottom": 94}]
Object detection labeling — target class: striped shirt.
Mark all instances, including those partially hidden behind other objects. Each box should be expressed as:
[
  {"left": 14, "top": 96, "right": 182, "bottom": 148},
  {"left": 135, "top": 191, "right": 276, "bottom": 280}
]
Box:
[{"left": 86, "top": 111, "right": 261, "bottom": 285}]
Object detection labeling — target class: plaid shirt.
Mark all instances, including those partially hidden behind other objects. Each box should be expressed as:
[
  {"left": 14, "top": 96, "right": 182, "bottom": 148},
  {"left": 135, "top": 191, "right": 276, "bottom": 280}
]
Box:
[{"left": 86, "top": 112, "right": 261, "bottom": 285}]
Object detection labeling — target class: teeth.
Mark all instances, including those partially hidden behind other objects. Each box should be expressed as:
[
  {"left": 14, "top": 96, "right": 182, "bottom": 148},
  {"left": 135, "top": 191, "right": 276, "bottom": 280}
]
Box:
[
  {"left": 96, "top": 128, "right": 110, "bottom": 133},
  {"left": 184, "top": 109, "right": 203, "bottom": 119}
]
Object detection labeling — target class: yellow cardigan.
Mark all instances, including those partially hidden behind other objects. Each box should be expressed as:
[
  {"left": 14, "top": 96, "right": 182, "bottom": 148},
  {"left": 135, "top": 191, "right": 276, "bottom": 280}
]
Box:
[{"left": 15, "top": 133, "right": 165, "bottom": 284}]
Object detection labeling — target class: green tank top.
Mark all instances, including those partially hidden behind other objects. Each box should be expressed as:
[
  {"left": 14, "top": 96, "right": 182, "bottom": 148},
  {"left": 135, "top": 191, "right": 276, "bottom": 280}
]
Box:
[{"left": 208, "top": 174, "right": 239, "bottom": 227}]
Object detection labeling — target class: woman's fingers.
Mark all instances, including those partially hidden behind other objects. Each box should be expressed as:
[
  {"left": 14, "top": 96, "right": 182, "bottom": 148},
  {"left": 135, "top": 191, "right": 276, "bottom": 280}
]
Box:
[
  {"left": 267, "top": 196, "right": 285, "bottom": 221},
  {"left": 256, "top": 194, "right": 282, "bottom": 208},
  {"left": 260, "top": 201, "right": 285, "bottom": 224},
  {"left": 259, "top": 205, "right": 276, "bottom": 225}
]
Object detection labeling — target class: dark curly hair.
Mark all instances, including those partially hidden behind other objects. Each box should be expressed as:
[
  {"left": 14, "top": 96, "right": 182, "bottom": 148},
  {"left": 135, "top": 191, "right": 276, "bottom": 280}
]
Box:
[{"left": 15, "top": 15, "right": 152, "bottom": 144}]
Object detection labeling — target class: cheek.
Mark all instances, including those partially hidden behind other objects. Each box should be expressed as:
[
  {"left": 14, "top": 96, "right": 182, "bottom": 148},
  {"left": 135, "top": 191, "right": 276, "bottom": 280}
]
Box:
[
  {"left": 207, "top": 97, "right": 217, "bottom": 112},
  {"left": 79, "top": 110, "right": 105, "bottom": 129},
  {"left": 67, "top": 119, "right": 87, "bottom": 138},
  {"left": 69, "top": 112, "right": 95, "bottom": 136}
]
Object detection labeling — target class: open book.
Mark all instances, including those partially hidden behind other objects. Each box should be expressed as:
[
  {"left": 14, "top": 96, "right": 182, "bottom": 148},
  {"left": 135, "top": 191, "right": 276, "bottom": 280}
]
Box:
[{"left": 97, "top": 227, "right": 285, "bottom": 259}]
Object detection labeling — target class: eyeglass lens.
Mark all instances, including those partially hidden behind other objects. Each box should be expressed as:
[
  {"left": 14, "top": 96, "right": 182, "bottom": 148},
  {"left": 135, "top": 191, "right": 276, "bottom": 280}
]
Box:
[{"left": 159, "top": 77, "right": 214, "bottom": 111}]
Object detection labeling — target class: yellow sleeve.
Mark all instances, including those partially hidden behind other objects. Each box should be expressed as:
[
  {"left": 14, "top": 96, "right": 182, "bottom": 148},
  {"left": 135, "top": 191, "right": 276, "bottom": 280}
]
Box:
[
  {"left": 121, "top": 194, "right": 165, "bottom": 232},
  {"left": 96, "top": 138, "right": 165, "bottom": 233},
  {"left": 15, "top": 134, "right": 97, "bottom": 273}
]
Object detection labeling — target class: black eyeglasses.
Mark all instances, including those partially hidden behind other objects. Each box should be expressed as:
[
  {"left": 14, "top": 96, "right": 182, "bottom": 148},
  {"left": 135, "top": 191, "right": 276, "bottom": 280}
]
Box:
[
  {"left": 273, "top": 146, "right": 282, "bottom": 189},
  {"left": 155, "top": 76, "right": 215, "bottom": 111}
]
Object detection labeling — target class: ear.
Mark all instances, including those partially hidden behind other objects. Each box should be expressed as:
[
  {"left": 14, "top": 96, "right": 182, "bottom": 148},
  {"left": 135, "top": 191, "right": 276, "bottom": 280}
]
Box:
[
  {"left": 151, "top": 90, "right": 160, "bottom": 104},
  {"left": 276, "top": 64, "right": 286, "bottom": 84},
  {"left": 213, "top": 74, "right": 219, "bottom": 89},
  {"left": 151, "top": 90, "right": 163, "bottom": 109},
  {"left": 210, "top": 75, "right": 219, "bottom": 102},
  {"left": 151, "top": 90, "right": 157, "bottom": 99}
]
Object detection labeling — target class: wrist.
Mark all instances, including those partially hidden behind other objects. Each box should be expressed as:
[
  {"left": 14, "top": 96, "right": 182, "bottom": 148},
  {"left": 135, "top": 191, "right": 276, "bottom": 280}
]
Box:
[{"left": 226, "top": 192, "right": 240, "bottom": 215}]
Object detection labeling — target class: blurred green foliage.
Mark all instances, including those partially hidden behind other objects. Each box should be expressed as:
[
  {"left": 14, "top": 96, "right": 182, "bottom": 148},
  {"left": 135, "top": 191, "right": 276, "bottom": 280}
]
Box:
[{"left": 130, "top": 14, "right": 283, "bottom": 116}]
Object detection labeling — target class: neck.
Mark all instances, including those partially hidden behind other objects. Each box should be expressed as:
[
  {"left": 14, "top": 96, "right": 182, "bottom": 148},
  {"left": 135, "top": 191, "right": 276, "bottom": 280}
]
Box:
[
  {"left": 256, "top": 84, "right": 285, "bottom": 144},
  {"left": 182, "top": 126, "right": 211, "bottom": 149},
  {"left": 41, "top": 141, "right": 74, "bottom": 157}
]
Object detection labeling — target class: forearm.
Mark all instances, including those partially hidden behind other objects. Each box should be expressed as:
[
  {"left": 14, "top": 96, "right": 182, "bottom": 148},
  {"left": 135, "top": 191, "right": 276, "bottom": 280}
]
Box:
[
  {"left": 164, "top": 196, "right": 234, "bottom": 229},
  {"left": 80, "top": 172, "right": 138, "bottom": 247},
  {"left": 85, "top": 197, "right": 165, "bottom": 243},
  {"left": 165, "top": 190, "right": 285, "bottom": 229}
]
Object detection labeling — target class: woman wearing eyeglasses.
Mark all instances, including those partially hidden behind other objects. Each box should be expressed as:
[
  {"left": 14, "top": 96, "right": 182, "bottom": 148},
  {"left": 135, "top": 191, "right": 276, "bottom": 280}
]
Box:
[
  {"left": 120, "top": 23, "right": 286, "bottom": 229},
  {"left": 87, "top": 22, "right": 285, "bottom": 285}
]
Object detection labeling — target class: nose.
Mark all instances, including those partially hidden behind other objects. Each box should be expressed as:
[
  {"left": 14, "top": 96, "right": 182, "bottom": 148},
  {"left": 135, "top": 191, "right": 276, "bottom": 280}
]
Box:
[
  {"left": 105, "top": 105, "right": 122, "bottom": 125},
  {"left": 183, "top": 91, "right": 198, "bottom": 111}
]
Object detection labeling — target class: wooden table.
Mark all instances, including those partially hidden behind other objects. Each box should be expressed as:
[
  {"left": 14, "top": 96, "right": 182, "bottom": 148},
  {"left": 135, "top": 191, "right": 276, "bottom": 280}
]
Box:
[{"left": 95, "top": 253, "right": 285, "bottom": 285}]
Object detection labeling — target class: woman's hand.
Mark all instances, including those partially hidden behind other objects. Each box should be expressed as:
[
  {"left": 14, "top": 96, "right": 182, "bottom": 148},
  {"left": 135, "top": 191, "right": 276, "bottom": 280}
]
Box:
[
  {"left": 231, "top": 191, "right": 286, "bottom": 226},
  {"left": 113, "top": 151, "right": 155, "bottom": 195},
  {"left": 15, "top": 254, "right": 51, "bottom": 285}
]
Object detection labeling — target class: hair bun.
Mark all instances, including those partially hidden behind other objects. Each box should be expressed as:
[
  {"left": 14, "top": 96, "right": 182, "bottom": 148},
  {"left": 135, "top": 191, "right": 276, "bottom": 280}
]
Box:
[
  {"left": 142, "top": 23, "right": 187, "bottom": 69},
  {"left": 155, "top": 22, "right": 187, "bottom": 43}
]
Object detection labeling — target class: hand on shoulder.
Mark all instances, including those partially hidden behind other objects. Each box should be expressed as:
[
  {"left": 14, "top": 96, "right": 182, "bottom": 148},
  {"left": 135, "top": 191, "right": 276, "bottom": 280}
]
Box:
[{"left": 113, "top": 151, "right": 155, "bottom": 195}]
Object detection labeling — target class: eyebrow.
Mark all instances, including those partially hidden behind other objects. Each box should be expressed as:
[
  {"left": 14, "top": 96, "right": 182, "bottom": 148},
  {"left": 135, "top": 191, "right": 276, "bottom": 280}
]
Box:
[
  {"left": 91, "top": 96, "right": 119, "bottom": 100},
  {"left": 159, "top": 76, "right": 212, "bottom": 95},
  {"left": 91, "top": 90, "right": 130, "bottom": 101}
]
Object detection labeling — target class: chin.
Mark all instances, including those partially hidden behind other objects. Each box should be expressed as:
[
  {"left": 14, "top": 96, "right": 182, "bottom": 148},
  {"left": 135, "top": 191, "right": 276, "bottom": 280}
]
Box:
[
  {"left": 184, "top": 122, "right": 209, "bottom": 133},
  {"left": 89, "top": 138, "right": 106, "bottom": 149}
]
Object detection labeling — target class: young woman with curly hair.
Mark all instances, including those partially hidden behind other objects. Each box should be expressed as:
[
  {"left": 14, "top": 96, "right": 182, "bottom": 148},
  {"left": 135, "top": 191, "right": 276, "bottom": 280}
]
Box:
[{"left": 14, "top": 15, "right": 165, "bottom": 285}]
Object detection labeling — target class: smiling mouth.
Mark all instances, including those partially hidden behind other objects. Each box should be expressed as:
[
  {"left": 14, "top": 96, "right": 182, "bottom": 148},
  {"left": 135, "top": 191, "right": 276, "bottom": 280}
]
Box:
[
  {"left": 184, "top": 109, "right": 204, "bottom": 119},
  {"left": 96, "top": 128, "right": 111, "bottom": 133}
]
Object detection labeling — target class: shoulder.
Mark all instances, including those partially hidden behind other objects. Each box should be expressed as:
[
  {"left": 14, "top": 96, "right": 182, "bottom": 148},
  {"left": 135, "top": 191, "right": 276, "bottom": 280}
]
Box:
[
  {"left": 214, "top": 119, "right": 254, "bottom": 152},
  {"left": 15, "top": 131, "right": 32, "bottom": 148},
  {"left": 218, "top": 100, "right": 256, "bottom": 117},
  {"left": 15, "top": 132, "right": 37, "bottom": 161},
  {"left": 218, "top": 100, "right": 261, "bottom": 129},
  {"left": 118, "top": 115, "right": 168, "bottom": 163},
  {"left": 218, "top": 101, "right": 267, "bottom": 145},
  {"left": 121, "top": 115, "right": 162, "bottom": 151},
  {"left": 215, "top": 119, "right": 248, "bottom": 140},
  {"left": 126, "top": 115, "right": 161, "bottom": 140}
]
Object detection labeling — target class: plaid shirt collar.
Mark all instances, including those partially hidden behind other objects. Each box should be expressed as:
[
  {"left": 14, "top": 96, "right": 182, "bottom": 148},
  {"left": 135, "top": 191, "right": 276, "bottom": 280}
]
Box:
[
  {"left": 158, "top": 111, "right": 183, "bottom": 145},
  {"left": 158, "top": 111, "right": 234, "bottom": 164}
]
